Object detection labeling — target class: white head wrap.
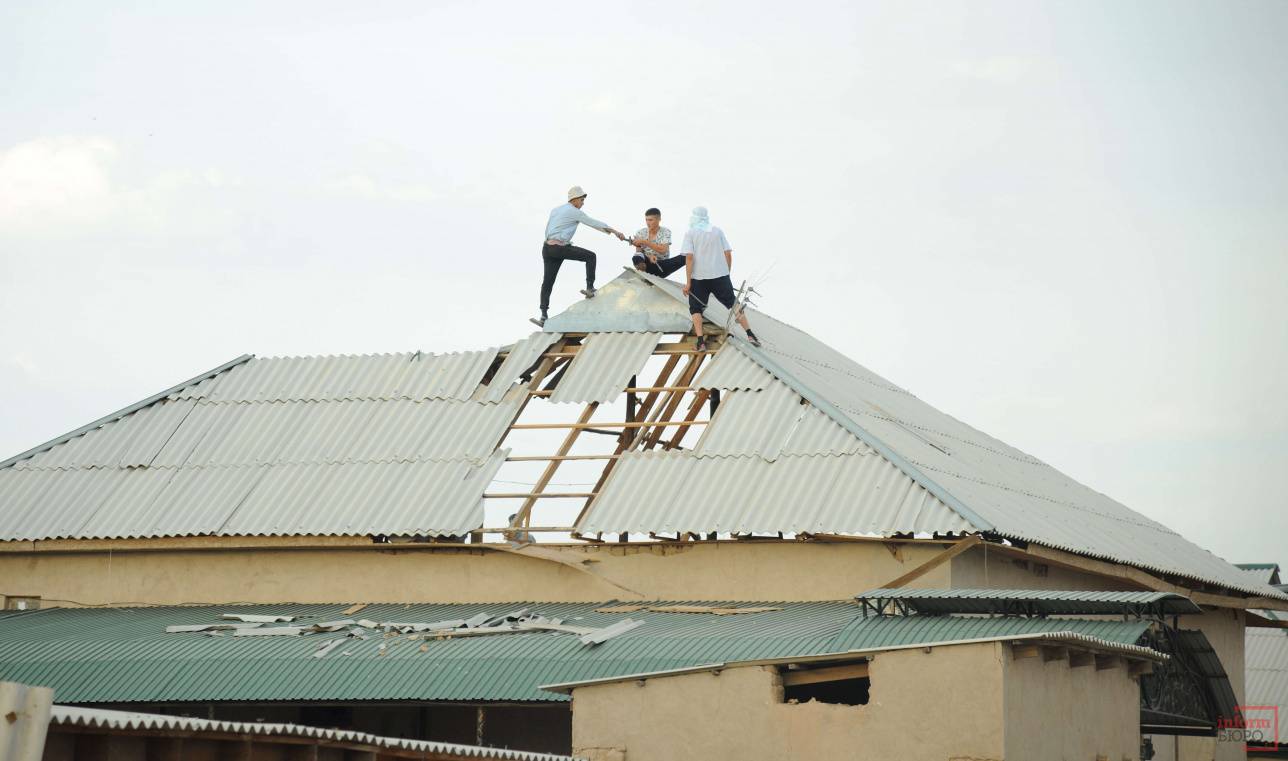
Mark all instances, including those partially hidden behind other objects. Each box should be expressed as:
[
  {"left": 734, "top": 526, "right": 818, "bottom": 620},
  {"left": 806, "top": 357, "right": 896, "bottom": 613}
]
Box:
[{"left": 689, "top": 206, "right": 711, "bottom": 232}]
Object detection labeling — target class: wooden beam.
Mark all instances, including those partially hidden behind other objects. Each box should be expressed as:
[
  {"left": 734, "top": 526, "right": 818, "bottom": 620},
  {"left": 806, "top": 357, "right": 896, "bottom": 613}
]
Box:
[
  {"left": 780, "top": 662, "right": 870, "bottom": 687},
  {"left": 529, "top": 386, "right": 694, "bottom": 397},
  {"left": 643, "top": 352, "right": 707, "bottom": 450},
  {"left": 505, "top": 454, "right": 620, "bottom": 462},
  {"left": 1011, "top": 644, "right": 1041, "bottom": 660},
  {"left": 663, "top": 388, "right": 711, "bottom": 450},
  {"left": 509, "top": 420, "right": 709, "bottom": 431},
  {"left": 541, "top": 347, "right": 717, "bottom": 358},
  {"left": 512, "top": 402, "right": 597, "bottom": 527},
  {"left": 877, "top": 535, "right": 982, "bottom": 589},
  {"left": 484, "top": 492, "right": 596, "bottom": 500}
]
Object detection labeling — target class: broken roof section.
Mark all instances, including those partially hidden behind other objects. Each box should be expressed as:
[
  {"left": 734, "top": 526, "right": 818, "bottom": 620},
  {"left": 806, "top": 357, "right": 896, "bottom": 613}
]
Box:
[
  {"left": 0, "top": 269, "right": 1278, "bottom": 601},
  {"left": 574, "top": 270, "right": 1281, "bottom": 598}
]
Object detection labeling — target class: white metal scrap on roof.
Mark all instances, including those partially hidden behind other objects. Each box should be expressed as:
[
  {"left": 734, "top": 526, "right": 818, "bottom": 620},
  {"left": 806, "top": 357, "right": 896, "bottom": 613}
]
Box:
[
  {"left": 590, "top": 271, "right": 1283, "bottom": 598},
  {"left": 48, "top": 704, "right": 583, "bottom": 761},
  {"left": 548, "top": 332, "right": 661, "bottom": 404}
]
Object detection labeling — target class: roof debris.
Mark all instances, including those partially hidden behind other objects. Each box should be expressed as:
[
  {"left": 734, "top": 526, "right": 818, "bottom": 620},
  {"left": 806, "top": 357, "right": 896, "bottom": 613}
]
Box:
[
  {"left": 167, "top": 609, "right": 644, "bottom": 652},
  {"left": 594, "top": 604, "right": 782, "bottom": 616},
  {"left": 222, "top": 614, "right": 295, "bottom": 623}
]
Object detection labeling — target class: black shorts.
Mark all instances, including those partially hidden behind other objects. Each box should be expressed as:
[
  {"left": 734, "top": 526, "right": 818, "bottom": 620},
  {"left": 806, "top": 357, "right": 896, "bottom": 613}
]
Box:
[{"left": 688, "top": 275, "right": 736, "bottom": 315}]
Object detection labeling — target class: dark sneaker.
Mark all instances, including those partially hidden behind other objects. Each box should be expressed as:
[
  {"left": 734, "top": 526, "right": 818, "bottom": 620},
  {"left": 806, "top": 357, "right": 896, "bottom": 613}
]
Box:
[
  {"left": 695, "top": 336, "right": 709, "bottom": 353},
  {"left": 529, "top": 316, "right": 546, "bottom": 328},
  {"left": 746, "top": 330, "right": 762, "bottom": 348},
  {"left": 580, "top": 287, "right": 597, "bottom": 299}
]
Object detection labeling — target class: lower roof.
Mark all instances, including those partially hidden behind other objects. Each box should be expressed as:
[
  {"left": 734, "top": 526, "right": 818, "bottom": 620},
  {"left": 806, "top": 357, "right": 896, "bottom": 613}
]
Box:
[
  {"left": 0, "top": 602, "right": 1153, "bottom": 705},
  {"left": 49, "top": 704, "right": 578, "bottom": 761}
]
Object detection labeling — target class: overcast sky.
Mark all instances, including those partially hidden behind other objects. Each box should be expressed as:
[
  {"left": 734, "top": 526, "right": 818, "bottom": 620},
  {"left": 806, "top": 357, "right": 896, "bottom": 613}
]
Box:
[{"left": 2, "top": 1, "right": 1285, "bottom": 567}]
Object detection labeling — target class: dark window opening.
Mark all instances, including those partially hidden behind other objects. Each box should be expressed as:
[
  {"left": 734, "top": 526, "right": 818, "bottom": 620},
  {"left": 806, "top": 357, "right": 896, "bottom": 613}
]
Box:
[{"left": 781, "top": 663, "right": 871, "bottom": 706}]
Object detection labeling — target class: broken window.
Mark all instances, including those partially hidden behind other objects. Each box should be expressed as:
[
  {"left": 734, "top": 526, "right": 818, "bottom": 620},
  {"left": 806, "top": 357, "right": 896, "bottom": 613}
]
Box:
[{"left": 780, "top": 662, "right": 870, "bottom": 706}]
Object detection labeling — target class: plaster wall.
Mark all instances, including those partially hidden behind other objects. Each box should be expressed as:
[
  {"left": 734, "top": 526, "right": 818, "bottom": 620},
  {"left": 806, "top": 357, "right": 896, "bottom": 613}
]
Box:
[
  {"left": 570, "top": 643, "right": 1007, "bottom": 761},
  {"left": 1002, "top": 647, "right": 1141, "bottom": 760},
  {"left": 0, "top": 540, "right": 950, "bottom": 606},
  {"left": 952, "top": 544, "right": 1139, "bottom": 591}
]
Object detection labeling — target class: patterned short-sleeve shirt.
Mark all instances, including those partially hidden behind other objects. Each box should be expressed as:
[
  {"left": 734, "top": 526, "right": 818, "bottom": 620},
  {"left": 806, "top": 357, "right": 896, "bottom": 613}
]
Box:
[{"left": 633, "top": 226, "right": 672, "bottom": 258}]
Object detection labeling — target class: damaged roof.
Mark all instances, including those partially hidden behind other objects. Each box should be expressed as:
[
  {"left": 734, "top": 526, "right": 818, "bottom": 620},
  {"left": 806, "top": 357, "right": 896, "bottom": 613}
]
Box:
[
  {"left": 0, "top": 601, "right": 1154, "bottom": 704},
  {"left": 0, "top": 269, "right": 1277, "bottom": 600}
]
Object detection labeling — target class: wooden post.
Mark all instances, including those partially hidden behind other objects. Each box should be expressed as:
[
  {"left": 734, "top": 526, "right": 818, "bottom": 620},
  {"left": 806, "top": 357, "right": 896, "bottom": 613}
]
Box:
[
  {"left": 513, "top": 402, "right": 598, "bottom": 528},
  {"left": 664, "top": 388, "right": 711, "bottom": 450}
]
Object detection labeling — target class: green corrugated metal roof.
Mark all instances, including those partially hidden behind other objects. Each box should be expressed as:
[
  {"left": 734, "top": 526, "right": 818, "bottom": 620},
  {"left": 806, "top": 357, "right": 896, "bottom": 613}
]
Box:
[
  {"left": 0, "top": 602, "right": 1155, "bottom": 704},
  {"left": 856, "top": 588, "right": 1202, "bottom": 617}
]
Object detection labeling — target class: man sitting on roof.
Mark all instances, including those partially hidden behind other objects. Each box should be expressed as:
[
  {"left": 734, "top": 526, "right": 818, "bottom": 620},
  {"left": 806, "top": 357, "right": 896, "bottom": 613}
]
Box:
[
  {"left": 681, "top": 206, "right": 762, "bottom": 352},
  {"left": 631, "top": 207, "right": 685, "bottom": 279},
  {"left": 536, "top": 186, "right": 626, "bottom": 327}
]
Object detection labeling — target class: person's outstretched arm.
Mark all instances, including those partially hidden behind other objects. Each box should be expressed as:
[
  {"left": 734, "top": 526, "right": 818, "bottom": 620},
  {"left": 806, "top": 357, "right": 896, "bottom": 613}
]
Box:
[{"left": 574, "top": 208, "right": 625, "bottom": 240}]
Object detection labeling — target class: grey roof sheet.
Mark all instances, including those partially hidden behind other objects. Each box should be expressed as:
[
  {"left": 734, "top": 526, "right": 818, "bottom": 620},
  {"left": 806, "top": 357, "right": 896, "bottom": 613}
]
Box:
[
  {"left": 481, "top": 332, "right": 561, "bottom": 403},
  {"left": 620, "top": 270, "right": 1281, "bottom": 597},
  {"left": 1236, "top": 563, "right": 1282, "bottom": 586},
  {"left": 694, "top": 385, "right": 866, "bottom": 460},
  {"left": 0, "top": 352, "right": 523, "bottom": 540},
  {"left": 548, "top": 333, "right": 660, "bottom": 404},
  {"left": 542, "top": 272, "right": 691, "bottom": 333},
  {"left": 174, "top": 351, "right": 499, "bottom": 403},
  {"left": 578, "top": 449, "right": 972, "bottom": 536}
]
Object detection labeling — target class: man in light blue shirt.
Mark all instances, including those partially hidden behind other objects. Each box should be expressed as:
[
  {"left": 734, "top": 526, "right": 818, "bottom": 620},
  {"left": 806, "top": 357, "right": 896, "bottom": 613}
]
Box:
[{"left": 536, "top": 186, "right": 625, "bottom": 326}]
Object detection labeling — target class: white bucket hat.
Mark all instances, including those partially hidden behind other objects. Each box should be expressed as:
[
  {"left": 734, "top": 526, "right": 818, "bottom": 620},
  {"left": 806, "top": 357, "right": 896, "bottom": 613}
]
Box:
[{"left": 567, "top": 185, "right": 587, "bottom": 201}]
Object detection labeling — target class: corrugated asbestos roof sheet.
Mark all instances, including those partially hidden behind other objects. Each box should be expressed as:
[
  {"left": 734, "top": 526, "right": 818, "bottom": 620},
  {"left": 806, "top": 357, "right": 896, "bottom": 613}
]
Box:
[
  {"left": 613, "top": 270, "right": 1282, "bottom": 598},
  {"left": 1236, "top": 563, "right": 1282, "bottom": 586},
  {"left": 0, "top": 349, "right": 530, "bottom": 540},
  {"left": 481, "top": 333, "right": 562, "bottom": 403},
  {"left": 49, "top": 705, "right": 582, "bottom": 761},
  {"left": 1246, "top": 627, "right": 1288, "bottom": 744},
  {"left": 0, "top": 603, "right": 1153, "bottom": 705},
  {"left": 548, "top": 333, "right": 660, "bottom": 404},
  {"left": 579, "top": 449, "right": 971, "bottom": 536},
  {"left": 542, "top": 272, "right": 692, "bottom": 333},
  {"left": 855, "top": 588, "right": 1202, "bottom": 616}
]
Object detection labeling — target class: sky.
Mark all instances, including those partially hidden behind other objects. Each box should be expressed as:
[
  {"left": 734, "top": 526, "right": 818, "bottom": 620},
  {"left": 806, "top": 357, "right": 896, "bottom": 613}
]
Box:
[{"left": 1, "top": 1, "right": 1285, "bottom": 567}]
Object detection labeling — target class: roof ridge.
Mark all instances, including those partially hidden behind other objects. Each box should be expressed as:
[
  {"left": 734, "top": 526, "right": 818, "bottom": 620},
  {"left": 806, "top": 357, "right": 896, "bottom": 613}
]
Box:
[{"left": 0, "top": 354, "right": 254, "bottom": 471}]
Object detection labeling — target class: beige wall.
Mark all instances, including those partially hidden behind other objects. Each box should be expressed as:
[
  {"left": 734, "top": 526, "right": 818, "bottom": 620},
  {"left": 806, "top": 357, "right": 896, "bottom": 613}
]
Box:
[
  {"left": 0, "top": 540, "right": 951, "bottom": 606},
  {"left": 1003, "top": 647, "right": 1141, "bottom": 760},
  {"left": 952, "top": 544, "right": 1139, "bottom": 591},
  {"left": 571, "top": 641, "right": 1146, "bottom": 761},
  {"left": 571, "top": 644, "right": 1007, "bottom": 761}
]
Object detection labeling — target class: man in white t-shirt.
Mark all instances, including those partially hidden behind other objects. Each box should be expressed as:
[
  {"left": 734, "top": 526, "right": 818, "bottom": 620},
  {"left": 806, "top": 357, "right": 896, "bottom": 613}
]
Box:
[{"left": 679, "top": 206, "right": 761, "bottom": 352}]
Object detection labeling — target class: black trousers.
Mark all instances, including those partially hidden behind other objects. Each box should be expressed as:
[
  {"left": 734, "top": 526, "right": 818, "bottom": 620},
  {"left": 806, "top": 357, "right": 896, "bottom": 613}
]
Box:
[
  {"left": 540, "top": 243, "right": 596, "bottom": 312},
  {"left": 688, "top": 275, "right": 737, "bottom": 315},
  {"left": 632, "top": 253, "right": 687, "bottom": 279}
]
